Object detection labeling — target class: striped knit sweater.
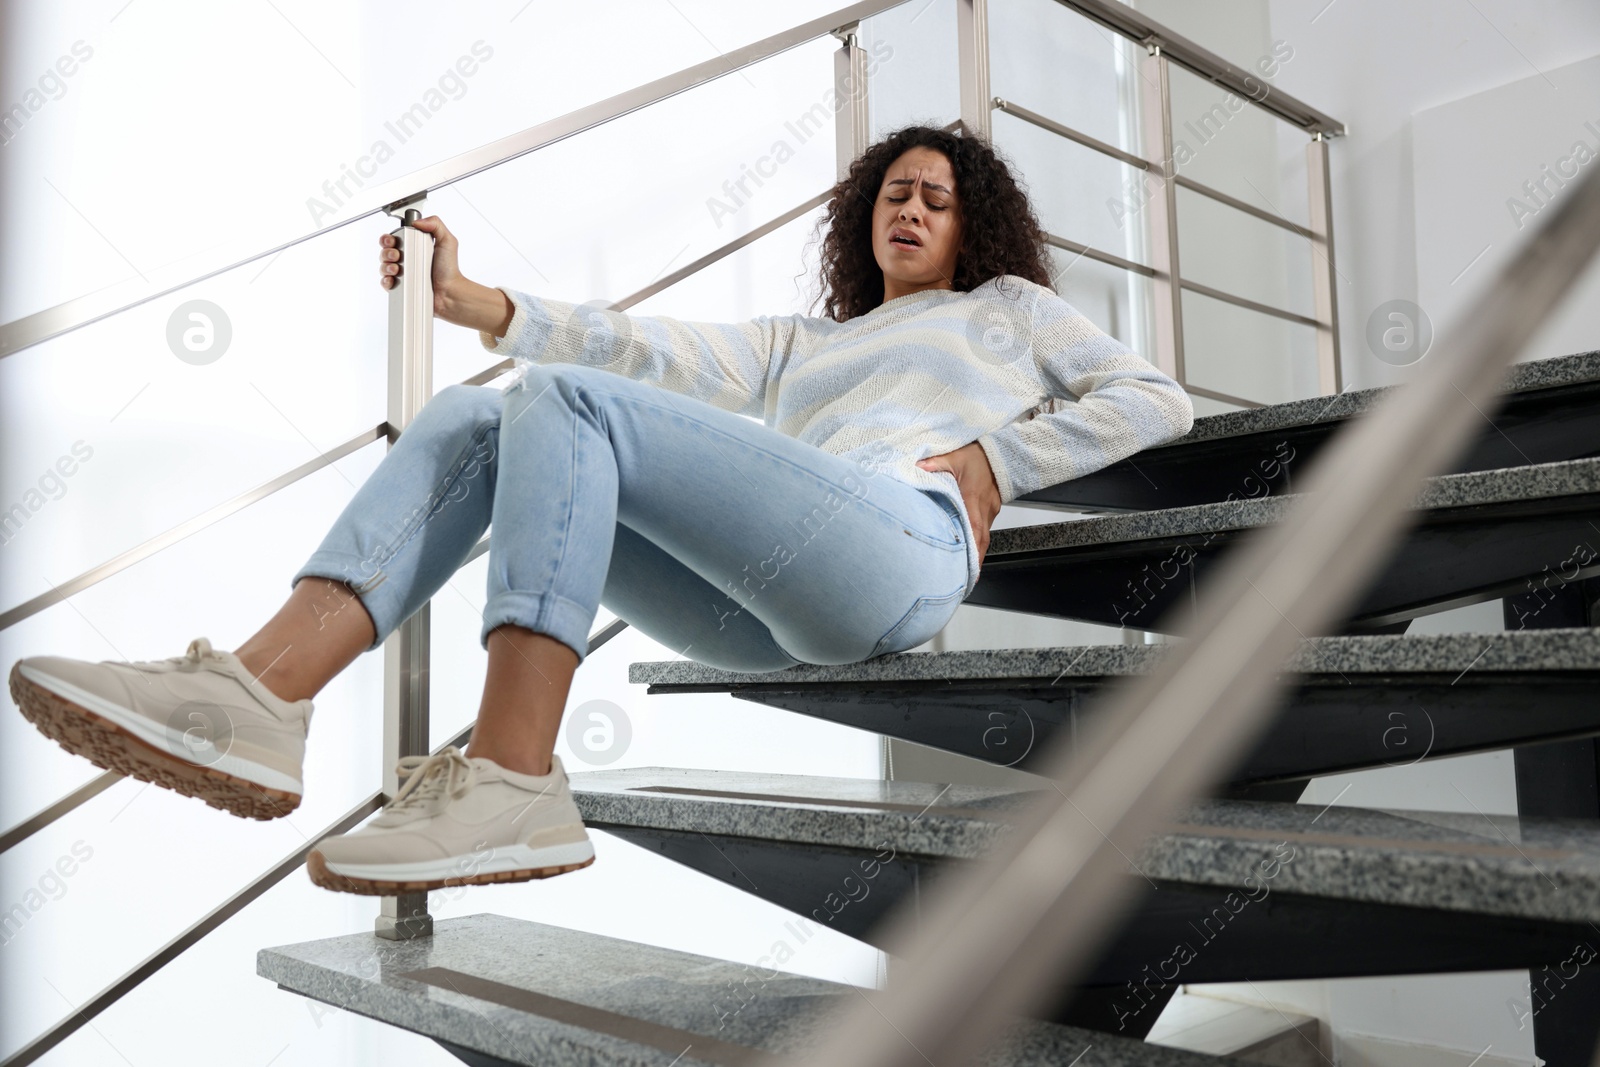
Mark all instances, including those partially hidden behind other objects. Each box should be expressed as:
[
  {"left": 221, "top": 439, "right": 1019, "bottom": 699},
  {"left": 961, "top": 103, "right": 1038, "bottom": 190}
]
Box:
[{"left": 479, "top": 275, "right": 1194, "bottom": 596}]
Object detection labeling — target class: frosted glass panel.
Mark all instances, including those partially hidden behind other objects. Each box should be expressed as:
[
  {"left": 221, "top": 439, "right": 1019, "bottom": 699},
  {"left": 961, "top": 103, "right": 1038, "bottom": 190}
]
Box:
[
  {"left": 1167, "top": 63, "right": 1311, "bottom": 228},
  {"left": 863, "top": 0, "right": 961, "bottom": 137},
  {"left": 1180, "top": 289, "right": 1320, "bottom": 406},
  {"left": 1177, "top": 185, "right": 1317, "bottom": 319},
  {"left": 0, "top": 223, "right": 387, "bottom": 614},
  {"left": 990, "top": 0, "right": 1144, "bottom": 156},
  {"left": 994, "top": 109, "right": 1152, "bottom": 268},
  {"left": 1048, "top": 247, "right": 1153, "bottom": 358}
]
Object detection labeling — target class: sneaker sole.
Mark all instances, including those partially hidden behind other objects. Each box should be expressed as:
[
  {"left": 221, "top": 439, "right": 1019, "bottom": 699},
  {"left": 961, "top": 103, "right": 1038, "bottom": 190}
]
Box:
[
  {"left": 307, "top": 844, "right": 595, "bottom": 896},
  {"left": 9, "top": 662, "right": 301, "bottom": 821}
]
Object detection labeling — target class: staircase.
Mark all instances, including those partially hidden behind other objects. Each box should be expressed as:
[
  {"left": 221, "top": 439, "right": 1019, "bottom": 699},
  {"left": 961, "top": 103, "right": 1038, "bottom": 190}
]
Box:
[{"left": 260, "top": 347, "right": 1600, "bottom": 1065}]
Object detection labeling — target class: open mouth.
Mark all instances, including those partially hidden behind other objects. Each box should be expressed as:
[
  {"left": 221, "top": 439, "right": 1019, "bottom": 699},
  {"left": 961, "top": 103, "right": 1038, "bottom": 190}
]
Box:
[{"left": 889, "top": 229, "right": 922, "bottom": 248}]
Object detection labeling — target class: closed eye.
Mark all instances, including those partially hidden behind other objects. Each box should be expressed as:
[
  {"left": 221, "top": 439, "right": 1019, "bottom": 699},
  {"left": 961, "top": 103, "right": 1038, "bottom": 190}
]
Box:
[{"left": 887, "top": 196, "right": 948, "bottom": 211}]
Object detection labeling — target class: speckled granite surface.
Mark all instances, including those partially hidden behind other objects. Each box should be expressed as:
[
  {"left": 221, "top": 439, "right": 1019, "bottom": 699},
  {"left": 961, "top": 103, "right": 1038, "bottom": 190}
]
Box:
[
  {"left": 987, "top": 455, "right": 1600, "bottom": 555},
  {"left": 574, "top": 766, "right": 1035, "bottom": 860},
  {"left": 629, "top": 627, "right": 1600, "bottom": 687},
  {"left": 259, "top": 914, "right": 1251, "bottom": 1067},
  {"left": 1173, "top": 349, "right": 1600, "bottom": 446},
  {"left": 567, "top": 767, "right": 1600, "bottom": 924}
]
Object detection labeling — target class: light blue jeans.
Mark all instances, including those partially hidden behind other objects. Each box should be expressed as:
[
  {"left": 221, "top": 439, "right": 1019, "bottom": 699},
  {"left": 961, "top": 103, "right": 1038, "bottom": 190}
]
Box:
[{"left": 291, "top": 362, "right": 971, "bottom": 671}]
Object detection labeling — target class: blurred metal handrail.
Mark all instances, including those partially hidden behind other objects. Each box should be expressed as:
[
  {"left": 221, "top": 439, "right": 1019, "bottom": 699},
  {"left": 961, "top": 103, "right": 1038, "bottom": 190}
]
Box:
[
  {"left": 0, "top": 0, "right": 913, "bottom": 361},
  {"left": 794, "top": 155, "right": 1600, "bottom": 1067}
]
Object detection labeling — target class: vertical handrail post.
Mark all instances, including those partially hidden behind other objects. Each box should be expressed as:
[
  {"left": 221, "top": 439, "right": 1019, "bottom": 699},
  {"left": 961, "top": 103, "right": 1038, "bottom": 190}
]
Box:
[
  {"left": 375, "top": 203, "right": 435, "bottom": 941},
  {"left": 1307, "top": 132, "right": 1343, "bottom": 394},
  {"left": 832, "top": 21, "right": 871, "bottom": 180},
  {"left": 956, "top": 0, "right": 991, "bottom": 141},
  {"left": 831, "top": 16, "right": 893, "bottom": 782},
  {"left": 1137, "top": 43, "right": 1184, "bottom": 384}
]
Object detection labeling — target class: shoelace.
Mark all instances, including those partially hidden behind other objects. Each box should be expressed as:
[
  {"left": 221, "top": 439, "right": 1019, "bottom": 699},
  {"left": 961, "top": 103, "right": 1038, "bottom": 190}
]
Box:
[
  {"left": 152, "top": 637, "right": 224, "bottom": 669},
  {"left": 385, "top": 747, "right": 478, "bottom": 816},
  {"left": 184, "top": 637, "right": 221, "bottom": 663}
]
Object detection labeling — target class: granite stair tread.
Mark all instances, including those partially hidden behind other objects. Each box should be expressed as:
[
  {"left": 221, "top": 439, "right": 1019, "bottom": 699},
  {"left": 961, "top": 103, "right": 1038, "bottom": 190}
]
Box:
[
  {"left": 1019, "top": 348, "right": 1600, "bottom": 511},
  {"left": 629, "top": 627, "right": 1600, "bottom": 687},
  {"left": 993, "top": 455, "right": 1600, "bottom": 557},
  {"left": 1129, "top": 349, "right": 1598, "bottom": 450},
  {"left": 966, "top": 454, "right": 1600, "bottom": 630},
  {"left": 257, "top": 913, "right": 1253, "bottom": 1067},
  {"left": 567, "top": 766, "right": 1600, "bottom": 925},
  {"left": 627, "top": 629, "right": 1600, "bottom": 786}
]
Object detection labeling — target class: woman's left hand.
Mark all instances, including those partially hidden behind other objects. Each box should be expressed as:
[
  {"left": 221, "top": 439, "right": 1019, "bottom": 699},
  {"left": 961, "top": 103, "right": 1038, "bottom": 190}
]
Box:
[{"left": 917, "top": 442, "right": 1002, "bottom": 564}]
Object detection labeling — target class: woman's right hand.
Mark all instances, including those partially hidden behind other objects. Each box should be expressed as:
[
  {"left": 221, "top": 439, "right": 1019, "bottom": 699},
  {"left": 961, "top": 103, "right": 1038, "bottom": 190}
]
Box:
[{"left": 378, "top": 214, "right": 465, "bottom": 319}]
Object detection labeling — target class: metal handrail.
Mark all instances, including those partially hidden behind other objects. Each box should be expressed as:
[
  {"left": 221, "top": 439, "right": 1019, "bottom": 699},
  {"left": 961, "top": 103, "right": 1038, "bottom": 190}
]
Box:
[
  {"left": 796, "top": 153, "right": 1600, "bottom": 1067},
  {"left": 1054, "top": 0, "right": 1345, "bottom": 136},
  {"left": 1, "top": 620, "right": 630, "bottom": 1067},
  {"left": 998, "top": 95, "right": 1325, "bottom": 330},
  {"left": 1181, "top": 277, "right": 1322, "bottom": 329},
  {"left": 0, "top": 0, "right": 913, "bottom": 362}
]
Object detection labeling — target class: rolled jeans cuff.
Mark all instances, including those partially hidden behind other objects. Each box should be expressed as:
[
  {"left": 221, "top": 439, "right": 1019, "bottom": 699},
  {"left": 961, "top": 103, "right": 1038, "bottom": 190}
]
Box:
[
  {"left": 291, "top": 549, "right": 397, "bottom": 653},
  {"left": 481, "top": 589, "right": 596, "bottom": 664}
]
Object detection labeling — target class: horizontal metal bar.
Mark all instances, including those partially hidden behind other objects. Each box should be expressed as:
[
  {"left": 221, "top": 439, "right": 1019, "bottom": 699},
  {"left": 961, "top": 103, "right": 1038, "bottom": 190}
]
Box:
[
  {"left": 1051, "top": 0, "right": 1345, "bottom": 136},
  {"left": 463, "top": 359, "right": 516, "bottom": 388},
  {"left": 1179, "top": 277, "right": 1323, "bottom": 328},
  {"left": 1, "top": 792, "right": 384, "bottom": 1067},
  {"left": 0, "top": 0, "right": 914, "bottom": 362},
  {"left": 993, "top": 98, "right": 1149, "bottom": 172},
  {"left": 0, "top": 423, "right": 386, "bottom": 636},
  {"left": 0, "top": 772, "right": 120, "bottom": 856},
  {"left": 1174, "top": 174, "right": 1317, "bottom": 241},
  {"left": 612, "top": 190, "right": 832, "bottom": 312},
  {"left": 1044, "top": 232, "right": 1157, "bottom": 278},
  {"left": 1183, "top": 383, "right": 1266, "bottom": 409}
]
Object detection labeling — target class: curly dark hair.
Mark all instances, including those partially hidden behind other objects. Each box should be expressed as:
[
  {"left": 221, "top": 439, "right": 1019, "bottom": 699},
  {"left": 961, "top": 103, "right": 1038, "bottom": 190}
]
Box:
[{"left": 807, "top": 124, "right": 1054, "bottom": 322}]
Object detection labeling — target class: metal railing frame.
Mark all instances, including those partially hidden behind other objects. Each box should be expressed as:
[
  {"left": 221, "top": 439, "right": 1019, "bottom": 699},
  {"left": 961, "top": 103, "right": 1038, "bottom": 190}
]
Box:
[
  {"left": 989, "top": 1, "right": 1349, "bottom": 404},
  {"left": 0, "top": 0, "right": 1350, "bottom": 1062}
]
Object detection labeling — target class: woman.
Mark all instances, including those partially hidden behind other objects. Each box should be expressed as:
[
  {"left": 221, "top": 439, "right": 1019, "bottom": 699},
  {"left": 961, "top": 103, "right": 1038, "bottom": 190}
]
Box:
[{"left": 9, "top": 125, "right": 1192, "bottom": 897}]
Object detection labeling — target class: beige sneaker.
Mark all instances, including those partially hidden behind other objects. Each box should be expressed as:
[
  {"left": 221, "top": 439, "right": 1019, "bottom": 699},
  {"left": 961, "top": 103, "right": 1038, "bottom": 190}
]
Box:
[
  {"left": 307, "top": 746, "right": 595, "bottom": 896},
  {"left": 9, "top": 637, "right": 312, "bottom": 820}
]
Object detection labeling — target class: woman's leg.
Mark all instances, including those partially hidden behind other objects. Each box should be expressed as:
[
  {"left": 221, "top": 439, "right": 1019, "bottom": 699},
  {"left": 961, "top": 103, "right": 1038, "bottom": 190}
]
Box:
[
  {"left": 242, "top": 383, "right": 506, "bottom": 699},
  {"left": 465, "top": 522, "right": 804, "bottom": 776},
  {"left": 466, "top": 360, "right": 970, "bottom": 776},
  {"left": 304, "top": 360, "right": 967, "bottom": 894}
]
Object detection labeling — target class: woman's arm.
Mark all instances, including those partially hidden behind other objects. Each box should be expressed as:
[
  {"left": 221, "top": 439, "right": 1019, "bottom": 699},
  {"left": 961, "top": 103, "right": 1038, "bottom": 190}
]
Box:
[
  {"left": 379, "top": 216, "right": 813, "bottom": 419},
  {"left": 973, "top": 282, "right": 1195, "bottom": 503},
  {"left": 478, "top": 286, "right": 812, "bottom": 419},
  {"left": 443, "top": 277, "right": 515, "bottom": 338}
]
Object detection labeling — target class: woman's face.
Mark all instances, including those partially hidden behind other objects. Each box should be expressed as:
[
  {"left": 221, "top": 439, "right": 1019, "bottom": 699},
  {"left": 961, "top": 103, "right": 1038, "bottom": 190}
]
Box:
[{"left": 871, "top": 146, "right": 963, "bottom": 295}]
